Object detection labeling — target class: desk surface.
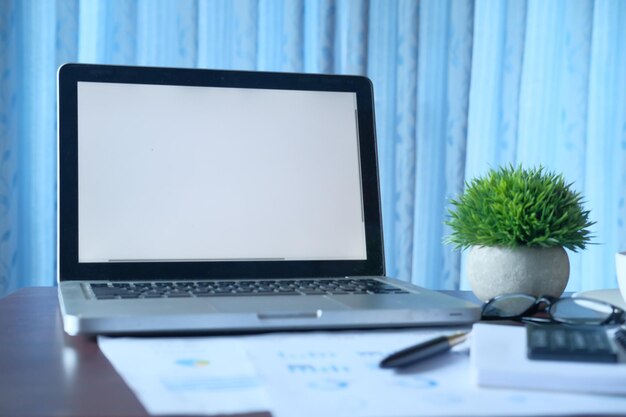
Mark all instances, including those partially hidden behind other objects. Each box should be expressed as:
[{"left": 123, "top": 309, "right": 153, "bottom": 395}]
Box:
[
  {"left": 0, "top": 287, "right": 475, "bottom": 417},
  {"left": 0, "top": 287, "right": 272, "bottom": 417}
]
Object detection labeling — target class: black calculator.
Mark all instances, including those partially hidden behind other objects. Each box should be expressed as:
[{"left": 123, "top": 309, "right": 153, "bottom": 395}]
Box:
[{"left": 527, "top": 324, "right": 618, "bottom": 363}]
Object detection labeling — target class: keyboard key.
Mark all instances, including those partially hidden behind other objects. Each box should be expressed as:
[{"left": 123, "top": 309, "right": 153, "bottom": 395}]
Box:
[
  {"left": 167, "top": 292, "right": 192, "bottom": 298},
  {"left": 95, "top": 295, "right": 117, "bottom": 300},
  {"left": 299, "top": 289, "right": 327, "bottom": 295},
  {"left": 119, "top": 294, "right": 140, "bottom": 299},
  {"left": 142, "top": 294, "right": 163, "bottom": 299}
]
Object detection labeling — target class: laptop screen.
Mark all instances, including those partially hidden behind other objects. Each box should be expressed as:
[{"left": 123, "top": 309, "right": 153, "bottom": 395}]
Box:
[
  {"left": 77, "top": 82, "right": 366, "bottom": 263},
  {"left": 58, "top": 64, "right": 384, "bottom": 280}
]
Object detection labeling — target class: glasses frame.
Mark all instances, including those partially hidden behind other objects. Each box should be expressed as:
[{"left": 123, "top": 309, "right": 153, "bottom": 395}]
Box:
[{"left": 481, "top": 294, "right": 626, "bottom": 326}]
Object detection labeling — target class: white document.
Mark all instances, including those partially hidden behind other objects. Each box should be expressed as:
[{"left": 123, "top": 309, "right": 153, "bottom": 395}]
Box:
[
  {"left": 243, "top": 330, "right": 626, "bottom": 417},
  {"left": 97, "top": 337, "right": 271, "bottom": 416},
  {"left": 99, "top": 328, "right": 626, "bottom": 417},
  {"left": 243, "top": 329, "right": 464, "bottom": 417},
  {"left": 471, "top": 322, "right": 626, "bottom": 395}
]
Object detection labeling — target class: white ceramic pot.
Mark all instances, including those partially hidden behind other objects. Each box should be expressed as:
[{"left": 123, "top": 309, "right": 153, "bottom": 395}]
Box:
[{"left": 467, "top": 246, "right": 569, "bottom": 302}]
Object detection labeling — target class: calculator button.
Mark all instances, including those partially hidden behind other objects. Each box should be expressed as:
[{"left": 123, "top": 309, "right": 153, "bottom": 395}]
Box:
[
  {"left": 550, "top": 329, "right": 567, "bottom": 349},
  {"left": 527, "top": 324, "right": 618, "bottom": 363}
]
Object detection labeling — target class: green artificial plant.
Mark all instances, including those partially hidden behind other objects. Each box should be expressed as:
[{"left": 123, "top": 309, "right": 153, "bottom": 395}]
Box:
[{"left": 445, "top": 165, "right": 594, "bottom": 251}]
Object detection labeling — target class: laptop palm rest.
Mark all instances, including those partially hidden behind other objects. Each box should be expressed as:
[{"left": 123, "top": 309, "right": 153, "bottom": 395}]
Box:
[{"left": 208, "top": 295, "right": 350, "bottom": 314}]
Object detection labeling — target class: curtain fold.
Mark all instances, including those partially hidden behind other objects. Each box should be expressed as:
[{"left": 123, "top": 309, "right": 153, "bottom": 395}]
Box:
[
  {"left": 1, "top": 0, "right": 61, "bottom": 295},
  {"left": 1, "top": 0, "right": 625, "bottom": 297},
  {"left": 389, "top": 0, "right": 419, "bottom": 282},
  {"left": 198, "top": 0, "right": 258, "bottom": 70},
  {"left": 583, "top": 0, "right": 626, "bottom": 291},
  {"left": 0, "top": 0, "right": 16, "bottom": 296}
]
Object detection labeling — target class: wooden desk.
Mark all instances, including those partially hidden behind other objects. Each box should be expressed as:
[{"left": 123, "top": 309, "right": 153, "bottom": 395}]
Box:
[{"left": 0, "top": 287, "right": 271, "bottom": 417}]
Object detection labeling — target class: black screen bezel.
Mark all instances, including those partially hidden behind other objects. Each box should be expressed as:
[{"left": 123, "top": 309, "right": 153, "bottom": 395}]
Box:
[{"left": 58, "top": 63, "right": 385, "bottom": 281}]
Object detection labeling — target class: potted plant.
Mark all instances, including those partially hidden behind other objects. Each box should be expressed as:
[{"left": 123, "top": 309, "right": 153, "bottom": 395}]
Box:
[{"left": 445, "top": 165, "right": 595, "bottom": 302}]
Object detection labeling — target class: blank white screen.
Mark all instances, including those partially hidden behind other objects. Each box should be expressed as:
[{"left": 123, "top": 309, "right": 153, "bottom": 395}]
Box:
[{"left": 77, "top": 81, "right": 366, "bottom": 262}]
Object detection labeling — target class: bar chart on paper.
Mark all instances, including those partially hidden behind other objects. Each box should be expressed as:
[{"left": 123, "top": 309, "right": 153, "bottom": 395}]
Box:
[{"left": 97, "top": 337, "right": 271, "bottom": 416}]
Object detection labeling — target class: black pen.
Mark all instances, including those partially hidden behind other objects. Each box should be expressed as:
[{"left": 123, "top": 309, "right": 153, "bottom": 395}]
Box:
[{"left": 379, "top": 332, "right": 470, "bottom": 369}]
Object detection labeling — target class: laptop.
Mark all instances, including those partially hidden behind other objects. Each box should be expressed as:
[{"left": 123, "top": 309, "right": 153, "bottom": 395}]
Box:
[{"left": 57, "top": 63, "right": 480, "bottom": 335}]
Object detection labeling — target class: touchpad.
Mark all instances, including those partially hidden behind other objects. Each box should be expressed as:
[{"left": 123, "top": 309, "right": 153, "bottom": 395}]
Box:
[{"left": 208, "top": 295, "right": 350, "bottom": 313}]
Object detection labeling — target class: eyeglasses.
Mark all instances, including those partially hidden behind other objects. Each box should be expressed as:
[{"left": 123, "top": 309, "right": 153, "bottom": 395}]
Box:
[{"left": 481, "top": 294, "right": 626, "bottom": 326}]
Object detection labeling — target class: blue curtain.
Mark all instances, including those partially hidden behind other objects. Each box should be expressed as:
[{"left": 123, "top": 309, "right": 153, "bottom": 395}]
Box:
[{"left": 1, "top": 0, "right": 625, "bottom": 298}]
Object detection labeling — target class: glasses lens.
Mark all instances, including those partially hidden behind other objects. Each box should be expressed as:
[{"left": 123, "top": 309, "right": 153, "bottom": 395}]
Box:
[
  {"left": 550, "top": 298, "right": 614, "bottom": 324},
  {"left": 482, "top": 294, "right": 537, "bottom": 318}
]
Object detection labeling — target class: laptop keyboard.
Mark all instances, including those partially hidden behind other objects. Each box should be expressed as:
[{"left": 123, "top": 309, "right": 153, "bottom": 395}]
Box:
[{"left": 90, "top": 279, "right": 410, "bottom": 300}]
